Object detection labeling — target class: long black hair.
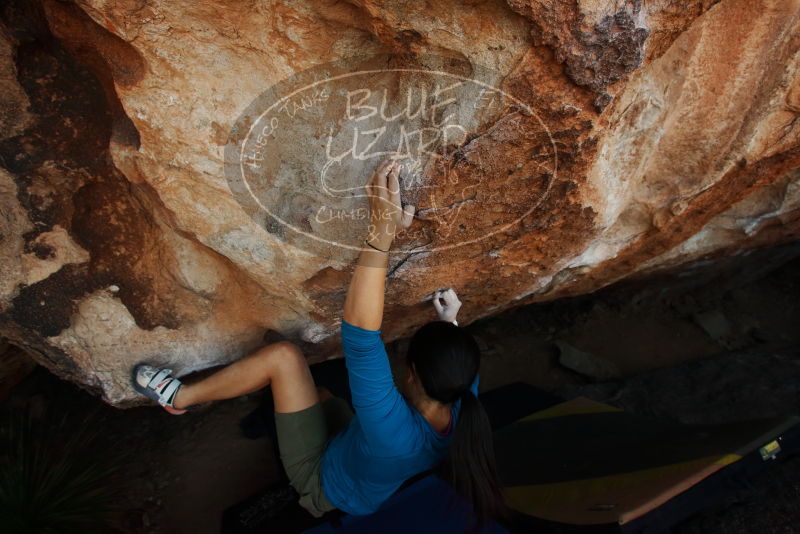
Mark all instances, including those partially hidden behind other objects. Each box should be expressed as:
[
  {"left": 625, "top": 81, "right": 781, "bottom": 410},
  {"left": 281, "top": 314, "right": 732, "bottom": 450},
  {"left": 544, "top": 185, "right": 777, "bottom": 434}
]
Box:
[{"left": 407, "top": 321, "right": 506, "bottom": 527}]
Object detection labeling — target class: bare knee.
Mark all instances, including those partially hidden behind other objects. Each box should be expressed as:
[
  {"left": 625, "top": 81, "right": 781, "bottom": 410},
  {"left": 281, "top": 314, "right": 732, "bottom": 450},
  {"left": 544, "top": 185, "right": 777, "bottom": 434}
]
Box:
[
  {"left": 273, "top": 340, "right": 304, "bottom": 360},
  {"left": 262, "top": 341, "right": 307, "bottom": 377}
]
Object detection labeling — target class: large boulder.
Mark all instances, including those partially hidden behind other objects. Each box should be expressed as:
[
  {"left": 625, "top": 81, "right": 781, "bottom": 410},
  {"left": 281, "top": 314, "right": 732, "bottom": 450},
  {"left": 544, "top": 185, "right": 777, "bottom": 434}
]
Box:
[{"left": 1, "top": 0, "right": 798, "bottom": 405}]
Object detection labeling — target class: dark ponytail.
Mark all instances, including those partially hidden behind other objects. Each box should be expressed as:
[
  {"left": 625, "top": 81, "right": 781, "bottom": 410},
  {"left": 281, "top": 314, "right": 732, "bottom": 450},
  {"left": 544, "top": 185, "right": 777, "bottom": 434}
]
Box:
[
  {"left": 443, "top": 388, "right": 506, "bottom": 528},
  {"left": 407, "top": 322, "right": 506, "bottom": 528}
]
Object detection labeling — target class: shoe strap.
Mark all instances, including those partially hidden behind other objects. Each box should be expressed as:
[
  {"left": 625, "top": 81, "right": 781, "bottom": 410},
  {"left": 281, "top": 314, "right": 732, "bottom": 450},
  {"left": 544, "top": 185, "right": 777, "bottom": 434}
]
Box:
[
  {"left": 149, "top": 368, "right": 172, "bottom": 388},
  {"left": 158, "top": 378, "right": 182, "bottom": 407}
]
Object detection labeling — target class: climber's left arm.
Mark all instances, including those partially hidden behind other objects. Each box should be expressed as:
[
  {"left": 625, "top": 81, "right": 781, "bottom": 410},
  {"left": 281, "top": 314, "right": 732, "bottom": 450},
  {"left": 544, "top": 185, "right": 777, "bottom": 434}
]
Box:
[
  {"left": 343, "top": 160, "right": 414, "bottom": 330},
  {"left": 341, "top": 160, "right": 417, "bottom": 448}
]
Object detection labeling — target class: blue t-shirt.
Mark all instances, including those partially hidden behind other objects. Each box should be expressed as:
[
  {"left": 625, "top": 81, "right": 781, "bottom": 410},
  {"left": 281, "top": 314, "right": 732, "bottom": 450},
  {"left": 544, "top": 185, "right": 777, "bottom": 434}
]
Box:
[{"left": 321, "top": 321, "right": 479, "bottom": 516}]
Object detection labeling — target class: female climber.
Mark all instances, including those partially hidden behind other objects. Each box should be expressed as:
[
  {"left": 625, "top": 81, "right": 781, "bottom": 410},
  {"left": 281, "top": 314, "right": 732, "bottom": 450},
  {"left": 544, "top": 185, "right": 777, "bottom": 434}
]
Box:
[{"left": 132, "top": 160, "right": 505, "bottom": 526}]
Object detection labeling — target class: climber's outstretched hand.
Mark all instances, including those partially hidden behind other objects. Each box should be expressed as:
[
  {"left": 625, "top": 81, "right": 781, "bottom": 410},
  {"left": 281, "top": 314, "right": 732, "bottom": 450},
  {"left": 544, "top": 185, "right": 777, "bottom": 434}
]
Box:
[
  {"left": 433, "top": 288, "right": 462, "bottom": 325},
  {"left": 364, "top": 160, "right": 415, "bottom": 253}
]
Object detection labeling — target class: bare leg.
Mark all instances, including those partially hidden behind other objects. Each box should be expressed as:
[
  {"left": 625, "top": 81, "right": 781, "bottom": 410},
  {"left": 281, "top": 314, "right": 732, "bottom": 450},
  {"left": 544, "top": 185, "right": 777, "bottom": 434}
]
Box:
[{"left": 173, "top": 341, "right": 319, "bottom": 413}]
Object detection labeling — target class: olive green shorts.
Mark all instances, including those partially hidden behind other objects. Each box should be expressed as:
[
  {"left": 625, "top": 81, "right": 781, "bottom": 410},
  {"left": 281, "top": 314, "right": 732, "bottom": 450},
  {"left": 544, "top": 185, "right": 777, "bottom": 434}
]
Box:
[{"left": 274, "top": 396, "right": 354, "bottom": 517}]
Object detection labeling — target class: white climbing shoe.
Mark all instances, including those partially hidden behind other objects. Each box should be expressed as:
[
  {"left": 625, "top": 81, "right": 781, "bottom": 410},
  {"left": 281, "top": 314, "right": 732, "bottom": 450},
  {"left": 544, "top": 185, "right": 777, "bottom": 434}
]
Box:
[{"left": 132, "top": 364, "right": 187, "bottom": 415}]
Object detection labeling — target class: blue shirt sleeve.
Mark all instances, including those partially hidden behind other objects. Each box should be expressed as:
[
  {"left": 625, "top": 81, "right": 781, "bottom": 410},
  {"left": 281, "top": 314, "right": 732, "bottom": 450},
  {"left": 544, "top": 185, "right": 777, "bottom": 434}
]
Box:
[
  {"left": 341, "top": 320, "right": 415, "bottom": 451},
  {"left": 471, "top": 374, "right": 480, "bottom": 396}
]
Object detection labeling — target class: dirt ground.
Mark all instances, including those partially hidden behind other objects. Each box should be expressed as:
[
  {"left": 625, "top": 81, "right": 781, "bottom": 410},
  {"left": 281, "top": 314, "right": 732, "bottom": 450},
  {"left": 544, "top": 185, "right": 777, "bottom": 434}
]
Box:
[{"left": 3, "top": 248, "right": 800, "bottom": 533}]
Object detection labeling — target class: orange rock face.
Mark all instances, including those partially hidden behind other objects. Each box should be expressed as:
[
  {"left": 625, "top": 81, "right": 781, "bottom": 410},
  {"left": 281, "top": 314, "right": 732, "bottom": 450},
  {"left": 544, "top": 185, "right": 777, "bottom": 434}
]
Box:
[{"left": 1, "top": 0, "right": 798, "bottom": 405}]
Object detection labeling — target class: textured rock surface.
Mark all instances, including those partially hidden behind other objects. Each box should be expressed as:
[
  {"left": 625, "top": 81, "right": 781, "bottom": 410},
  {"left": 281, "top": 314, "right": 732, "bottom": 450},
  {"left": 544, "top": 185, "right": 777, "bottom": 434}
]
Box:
[{"left": 1, "top": 0, "right": 799, "bottom": 405}]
